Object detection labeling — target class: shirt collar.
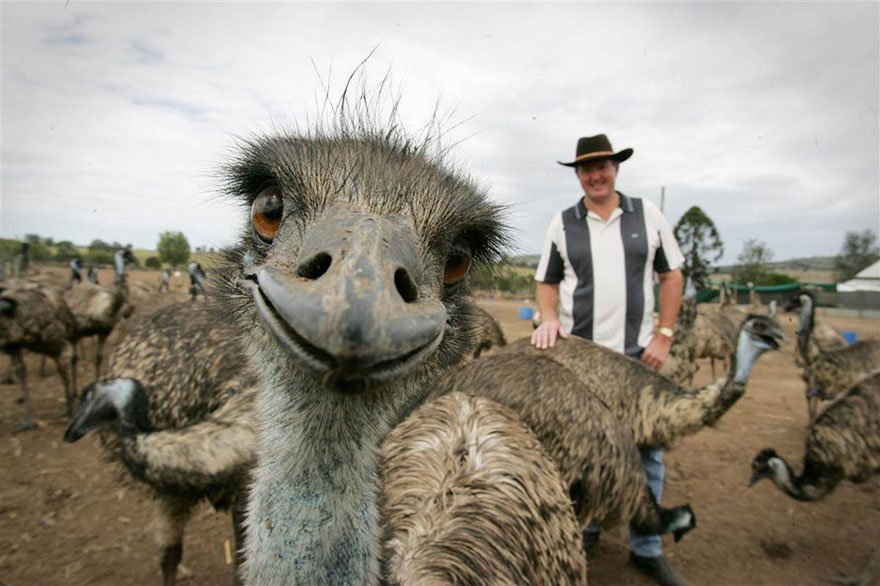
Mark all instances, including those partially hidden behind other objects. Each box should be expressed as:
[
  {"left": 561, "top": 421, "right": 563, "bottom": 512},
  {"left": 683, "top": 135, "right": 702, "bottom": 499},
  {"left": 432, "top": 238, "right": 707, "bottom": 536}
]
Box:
[{"left": 574, "top": 191, "right": 632, "bottom": 220}]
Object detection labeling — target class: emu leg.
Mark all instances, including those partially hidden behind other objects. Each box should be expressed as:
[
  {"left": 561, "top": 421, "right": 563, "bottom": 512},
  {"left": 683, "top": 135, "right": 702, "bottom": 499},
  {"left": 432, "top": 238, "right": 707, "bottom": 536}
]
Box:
[
  {"left": 10, "top": 350, "right": 37, "bottom": 432},
  {"left": 231, "top": 499, "right": 247, "bottom": 585},
  {"left": 155, "top": 498, "right": 194, "bottom": 586},
  {"left": 94, "top": 334, "right": 107, "bottom": 383},
  {"left": 38, "top": 355, "right": 48, "bottom": 377},
  {"left": 54, "top": 346, "right": 74, "bottom": 416},
  {"left": 710, "top": 357, "right": 717, "bottom": 379},
  {"left": 70, "top": 343, "right": 79, "bottom": 409},
  {"left": 2, "top": 355, "right": 14, "bottom": 384}
]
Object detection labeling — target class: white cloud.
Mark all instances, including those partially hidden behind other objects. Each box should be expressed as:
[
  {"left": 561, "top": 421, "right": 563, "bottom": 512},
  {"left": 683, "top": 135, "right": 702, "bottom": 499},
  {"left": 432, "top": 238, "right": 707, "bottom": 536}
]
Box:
[{"left": 1, "top": 2, "right": 877, "bottom": 264}]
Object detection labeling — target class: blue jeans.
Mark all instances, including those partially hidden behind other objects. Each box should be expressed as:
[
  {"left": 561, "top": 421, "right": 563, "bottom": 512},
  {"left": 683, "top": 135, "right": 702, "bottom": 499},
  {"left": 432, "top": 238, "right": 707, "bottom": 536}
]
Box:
[
  {"left": 584, "top": 346, "right": 664, "bottom": 558},
  {"left": 583, "top": 448, "right": 664, "bottom": 557}
]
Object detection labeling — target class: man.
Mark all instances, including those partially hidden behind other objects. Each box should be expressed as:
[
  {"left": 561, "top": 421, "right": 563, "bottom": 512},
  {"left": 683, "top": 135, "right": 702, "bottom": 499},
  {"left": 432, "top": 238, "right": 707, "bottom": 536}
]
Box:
[{"left": 531, "top": 134, "right": 686, "bottom": 586}]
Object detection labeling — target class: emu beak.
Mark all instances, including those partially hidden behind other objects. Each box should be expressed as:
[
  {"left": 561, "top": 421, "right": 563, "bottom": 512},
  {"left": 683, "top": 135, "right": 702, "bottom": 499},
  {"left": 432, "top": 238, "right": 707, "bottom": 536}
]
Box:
[
  {"left": 748, "top": 470, "right": 768, "bottom": 487},
  {"left": 245, "top": 208, "right": 447, "bottom": 392},
  {"left": 63, "top": 413, "right": 88, "bottom": 443}
]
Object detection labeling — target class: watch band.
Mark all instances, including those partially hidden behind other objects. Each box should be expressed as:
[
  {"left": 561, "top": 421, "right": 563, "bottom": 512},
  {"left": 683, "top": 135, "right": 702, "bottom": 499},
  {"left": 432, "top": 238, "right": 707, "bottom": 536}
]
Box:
[{"left": 655, "top": 326, "right": 675, "bottom": 338}]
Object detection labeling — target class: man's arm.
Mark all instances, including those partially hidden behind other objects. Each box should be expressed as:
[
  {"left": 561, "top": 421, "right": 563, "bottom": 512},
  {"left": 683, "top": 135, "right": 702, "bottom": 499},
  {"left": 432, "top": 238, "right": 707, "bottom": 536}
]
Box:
[
  {"left": 641, "top": 268, "right": 683, "bottom": 370},
  {"left": 530, "top": 282, "right": 569, "bottom": 349}
]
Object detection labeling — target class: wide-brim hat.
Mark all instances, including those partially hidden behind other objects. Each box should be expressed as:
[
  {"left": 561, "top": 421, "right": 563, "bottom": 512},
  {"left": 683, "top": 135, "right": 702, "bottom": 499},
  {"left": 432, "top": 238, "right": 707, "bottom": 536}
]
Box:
[{"left": 557, "top": 134, "right": 633, "bottom": 167}]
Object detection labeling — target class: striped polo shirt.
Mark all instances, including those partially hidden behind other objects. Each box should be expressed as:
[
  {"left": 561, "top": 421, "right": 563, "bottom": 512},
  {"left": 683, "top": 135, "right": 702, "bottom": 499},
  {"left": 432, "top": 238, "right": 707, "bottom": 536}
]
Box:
[{"left": 535, "top": 192, "right": 684, "bottom": 356}]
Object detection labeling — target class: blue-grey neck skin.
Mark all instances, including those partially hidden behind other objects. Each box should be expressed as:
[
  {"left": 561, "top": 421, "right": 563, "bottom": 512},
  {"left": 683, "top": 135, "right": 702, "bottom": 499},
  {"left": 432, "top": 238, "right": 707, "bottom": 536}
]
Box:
[
  {"left": 70, "top": 259, "right": 82, "bottom": 280},
  {"left": 767, "top": 457, "right": 802, "bottom": 498},
  {"left": 793, "top": 294, "right": 816, "bottom": 360},
  {"left": 114, "top": 250, "right": 127, "bottom": 280},
  {"left": 733, "top": 332, "right": 766, "bottom": 384},
  {"left": 243, "top": 359, "right": 433, "bottom": 586}
]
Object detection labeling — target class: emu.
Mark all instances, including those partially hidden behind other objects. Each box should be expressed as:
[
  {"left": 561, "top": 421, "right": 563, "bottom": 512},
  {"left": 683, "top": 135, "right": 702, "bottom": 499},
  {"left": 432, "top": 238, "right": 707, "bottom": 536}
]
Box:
[
  {"left": 213, "top": 118, "right": 588, "bottom": 584},
  {"left": 786, "top": 291, "right": 880, "bottom": 415},
  {"left": 0, "top": 283, "right": 77, "bottom": 430},
  {"left": 750, "top": 371, "right": 880, "bottom": 586},
  {"left": 498, "top": 313, "right": 783, "bottom": 450},
  {"left": 64, "top": 301, "right": 249, "bottom": 585},
  {"left": 434, "top": 352, "right": 697, "bottom": 544},
  {"left": 188, "top": 262, "right": 206, "bottom": 301},
  {"left": 63, "top": 248, "right": 137, "bottom": 382}
]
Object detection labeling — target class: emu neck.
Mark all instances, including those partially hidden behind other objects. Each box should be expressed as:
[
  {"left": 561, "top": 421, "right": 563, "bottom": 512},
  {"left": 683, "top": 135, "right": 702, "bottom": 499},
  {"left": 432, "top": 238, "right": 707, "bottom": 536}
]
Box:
[
  {"left": 797, "top": 299, "right": 817, "bottom": 361},
  {"left": 770, "top": 457, "right": 829, "bottom": 502},
  {"left": 731, "top": 333, "right": 763, "bottom": 384},
  {"left": 697, "top": 334, "right": 762, "bottom": 430},
  {"left": 244, "top": 373, "right": 424, "bottom": 586}
]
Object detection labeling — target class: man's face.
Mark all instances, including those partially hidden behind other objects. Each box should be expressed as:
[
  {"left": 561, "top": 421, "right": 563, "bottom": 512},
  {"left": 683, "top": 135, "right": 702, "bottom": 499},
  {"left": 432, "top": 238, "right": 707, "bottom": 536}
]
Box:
[{"left": 576, "top": 159, "right": 618, "bottom": 201}]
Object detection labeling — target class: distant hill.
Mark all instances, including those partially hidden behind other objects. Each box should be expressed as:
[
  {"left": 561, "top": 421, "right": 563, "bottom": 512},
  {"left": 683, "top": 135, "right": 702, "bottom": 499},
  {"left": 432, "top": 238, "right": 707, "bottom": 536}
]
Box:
[
  {"left": 714, "top": 256, "right": 836, "bottom": 273},
  {"left": 510, "top": 253, "right": 837, "bottom": 276}
]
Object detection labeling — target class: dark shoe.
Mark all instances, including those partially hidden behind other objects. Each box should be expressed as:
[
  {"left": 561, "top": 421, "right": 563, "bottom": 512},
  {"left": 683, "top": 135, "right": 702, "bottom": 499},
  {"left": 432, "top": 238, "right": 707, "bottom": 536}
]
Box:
[
  {"left": 582, "top": 529, "right": 601, "bottom": 553},
  {"left": 629, "top": 553, "right": 689, "bottom": 586}
]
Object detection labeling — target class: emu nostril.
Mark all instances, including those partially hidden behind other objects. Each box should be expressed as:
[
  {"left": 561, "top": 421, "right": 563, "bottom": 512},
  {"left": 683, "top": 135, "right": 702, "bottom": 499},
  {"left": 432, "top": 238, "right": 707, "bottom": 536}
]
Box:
[
  {"left": 394, "top": 268, "right": 418, "bottom": 303},
  {"left": 296, "top": 253, "right": 332, "bottom": 280}
]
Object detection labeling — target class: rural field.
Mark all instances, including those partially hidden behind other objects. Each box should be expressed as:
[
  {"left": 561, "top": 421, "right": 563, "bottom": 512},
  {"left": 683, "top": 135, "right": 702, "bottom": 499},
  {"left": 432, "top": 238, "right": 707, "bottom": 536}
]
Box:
[{"left": 1, "top": 265, "right": 879, "bottom": 585}]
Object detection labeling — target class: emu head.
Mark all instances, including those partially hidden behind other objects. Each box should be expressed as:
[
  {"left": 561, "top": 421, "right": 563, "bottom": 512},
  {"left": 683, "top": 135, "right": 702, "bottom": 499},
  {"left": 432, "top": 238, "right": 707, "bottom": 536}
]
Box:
[
  {"left": 63, "top": 378, "right": 151, "bottom": 442},
  {"left": 741, "top": 314, "right": 785, "bottom": 352},
  {"left": 749, "top": 448, "right": 785, "bottom": 487},
  {"left": 217, "top": 132, "right": 506, "bottom": 396},
  {"left": 731, "top": 314, "right": 784, "bottom": 382}
]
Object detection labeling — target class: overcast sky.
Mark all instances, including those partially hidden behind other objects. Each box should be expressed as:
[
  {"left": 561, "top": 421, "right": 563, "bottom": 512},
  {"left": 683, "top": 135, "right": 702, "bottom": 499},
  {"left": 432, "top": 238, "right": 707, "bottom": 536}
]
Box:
[{"left": 2, "top": 1, "right": 878, "bottom": 264}]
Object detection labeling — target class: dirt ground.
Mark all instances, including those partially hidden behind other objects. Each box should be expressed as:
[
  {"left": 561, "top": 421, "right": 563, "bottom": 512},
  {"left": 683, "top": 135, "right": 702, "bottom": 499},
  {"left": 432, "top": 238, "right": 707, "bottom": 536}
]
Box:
[{"left": 2, "top": 266, "right": 879, "bottom": 585}]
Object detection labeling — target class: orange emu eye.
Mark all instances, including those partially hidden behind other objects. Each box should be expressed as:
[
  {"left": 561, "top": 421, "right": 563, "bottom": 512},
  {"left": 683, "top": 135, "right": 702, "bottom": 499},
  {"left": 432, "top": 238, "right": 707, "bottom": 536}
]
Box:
[
  {"left": 251, "top": 187, "right": 283, "bottom": 244},
  {"left": 444, "top": 248, "right": 472, "bottom": 286}
]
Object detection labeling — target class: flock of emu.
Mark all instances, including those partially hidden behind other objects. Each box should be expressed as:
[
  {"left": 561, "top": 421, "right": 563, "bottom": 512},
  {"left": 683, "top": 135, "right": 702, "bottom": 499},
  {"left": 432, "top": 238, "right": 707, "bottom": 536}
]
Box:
[{"left": 2, "top": 123, "right": 880, "bottom": 586}]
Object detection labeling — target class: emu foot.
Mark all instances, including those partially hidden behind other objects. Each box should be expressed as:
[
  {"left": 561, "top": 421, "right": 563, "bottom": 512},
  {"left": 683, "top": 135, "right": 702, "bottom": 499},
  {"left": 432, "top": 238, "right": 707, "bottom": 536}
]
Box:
[{"left": 12, "top": 420, "right": 39, "bottom": 433}]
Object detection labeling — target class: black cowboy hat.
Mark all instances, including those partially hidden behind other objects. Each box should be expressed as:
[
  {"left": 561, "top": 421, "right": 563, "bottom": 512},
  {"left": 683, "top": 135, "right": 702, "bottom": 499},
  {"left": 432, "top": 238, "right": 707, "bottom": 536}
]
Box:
[{"left": 557, "top": 134, "right": 633, "bottom": 167}]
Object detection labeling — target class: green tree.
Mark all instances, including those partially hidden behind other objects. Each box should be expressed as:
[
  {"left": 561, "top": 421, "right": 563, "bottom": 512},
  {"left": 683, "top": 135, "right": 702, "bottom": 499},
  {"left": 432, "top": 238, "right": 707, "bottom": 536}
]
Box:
[
  {"left": 673, "top": 206, "right": 724, "bottom": 286},
  {"left": 54, "top": 241, "right": 79, "bottom": 261},
  {"left": 833, "top": 229, "right": 879, "bottom": 282},
  {"left": 144, "top": 256, "right": 162, "bottom": 270},
  {"left": 89, "top": 239, "right": 113, "bottom": 252},
  {"left": 731, "top": 239, "right": 774, "bottom": 285},
  {"left": 157, "top": 231, "right": 190, "bottom": 268}
]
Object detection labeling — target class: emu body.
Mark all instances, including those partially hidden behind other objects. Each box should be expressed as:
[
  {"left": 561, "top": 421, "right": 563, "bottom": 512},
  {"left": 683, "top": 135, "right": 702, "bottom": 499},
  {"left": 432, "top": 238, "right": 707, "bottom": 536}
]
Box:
[
  {"left": 498, "top": 313, "right": 782, "bottom": 450},
  {"left": 787, "top": 291, "right": 880, "bottom": 414},
  {"left": 0, "top": 284, "right": 77, "bottom": 429},
  {"left": 751, "top": 371, "right": 880, "bottom": 501},
  {"left": 436, "top": 352, "right": 696, "bottom": 541}
]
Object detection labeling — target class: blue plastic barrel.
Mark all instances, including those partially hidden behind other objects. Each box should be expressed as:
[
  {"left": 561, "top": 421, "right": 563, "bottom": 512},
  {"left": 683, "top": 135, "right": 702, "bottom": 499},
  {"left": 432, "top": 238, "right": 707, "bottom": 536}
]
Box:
[
  {"left": 842, "top": 331, "right": 858, "bottom": 345},
  {"left": 518, "top": 306, "right": 534, "bottom": 320}
]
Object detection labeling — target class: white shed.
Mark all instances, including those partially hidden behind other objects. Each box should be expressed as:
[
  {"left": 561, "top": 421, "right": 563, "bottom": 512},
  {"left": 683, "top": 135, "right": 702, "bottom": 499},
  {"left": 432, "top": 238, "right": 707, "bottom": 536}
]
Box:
[{"left": 838, "top": 260, "right": 880, "bottom": 293}]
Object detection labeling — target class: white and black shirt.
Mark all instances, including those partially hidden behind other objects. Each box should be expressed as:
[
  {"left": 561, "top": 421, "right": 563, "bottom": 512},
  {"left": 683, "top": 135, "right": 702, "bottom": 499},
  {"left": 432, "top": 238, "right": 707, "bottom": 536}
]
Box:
[{"left": 535, "top": 192, "right": 684, "bottom": 356}]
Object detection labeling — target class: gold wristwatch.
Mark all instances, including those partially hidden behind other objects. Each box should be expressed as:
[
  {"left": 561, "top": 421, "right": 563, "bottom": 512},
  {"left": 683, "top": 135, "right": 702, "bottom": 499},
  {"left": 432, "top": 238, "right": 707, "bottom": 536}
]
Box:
[{"left": 655, "top": 326, "right": 675, "bottom": 339}]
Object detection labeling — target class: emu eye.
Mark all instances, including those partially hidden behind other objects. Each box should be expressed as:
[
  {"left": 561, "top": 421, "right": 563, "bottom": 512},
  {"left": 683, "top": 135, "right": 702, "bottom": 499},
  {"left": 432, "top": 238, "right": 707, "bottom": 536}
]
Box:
[
  {"left": 251, "top": 187, "right": 284, "bottom": 244},
  {"left": 444, "top": 245, "right": 472, "bottom": 286}
]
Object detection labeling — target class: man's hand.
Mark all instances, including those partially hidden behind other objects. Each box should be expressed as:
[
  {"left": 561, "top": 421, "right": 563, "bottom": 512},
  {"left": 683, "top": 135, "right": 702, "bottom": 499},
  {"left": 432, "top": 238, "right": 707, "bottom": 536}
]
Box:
[
  {"left": 530, "top": 319, "right": 569, "bottom": 349},
  {"left": 641, "top": 334, "right": 672, "bottom": 370}
]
